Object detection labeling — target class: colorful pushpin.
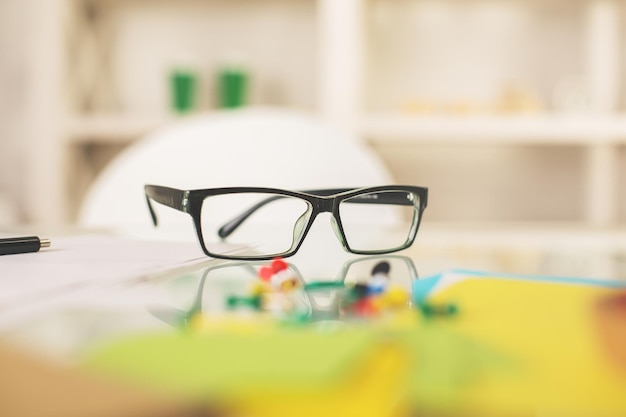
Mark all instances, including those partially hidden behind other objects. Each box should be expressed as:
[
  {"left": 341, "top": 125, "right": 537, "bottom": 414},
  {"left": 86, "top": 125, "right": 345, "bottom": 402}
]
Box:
[
  {"left": 368, "top": 261, "right": 391, "bottom": 295},
  {"left": 227, "top": 295, "right": 263, "bottom": 310},
  {"left": 271, "top": 258, "right": 288, "bottom": 273},
  {"left": 419, "top": 302, "right": 459, "bottom": 318},
  {"left": 268, "top": 258, "right": 299, "bottom": 291},
  {"left": 258, "top": 265, "right": 273, "bottom": 282}
]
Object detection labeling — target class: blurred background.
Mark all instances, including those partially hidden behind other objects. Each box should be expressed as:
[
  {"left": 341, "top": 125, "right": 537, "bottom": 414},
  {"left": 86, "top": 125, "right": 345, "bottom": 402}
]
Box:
[{"left": 1, "top": 0, "right": 626, "bottom": 236}]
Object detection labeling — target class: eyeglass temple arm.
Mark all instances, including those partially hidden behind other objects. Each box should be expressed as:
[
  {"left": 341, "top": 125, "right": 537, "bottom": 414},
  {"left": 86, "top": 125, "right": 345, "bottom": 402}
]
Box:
[
  {"left": 144, "top": 185, "right": 188, "bottom": 226},
  {"left": 218, "top": 188, "right": 415, "bottom": 239}
]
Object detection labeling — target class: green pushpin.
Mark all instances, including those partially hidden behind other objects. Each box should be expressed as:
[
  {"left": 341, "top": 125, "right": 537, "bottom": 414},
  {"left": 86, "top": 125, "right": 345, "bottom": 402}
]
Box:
[
  {"left": 419, "top": 302, "right": 459, "bottom": 318},
  {"left": 226, "top": 295, "right": 262, "bottom": 310}
]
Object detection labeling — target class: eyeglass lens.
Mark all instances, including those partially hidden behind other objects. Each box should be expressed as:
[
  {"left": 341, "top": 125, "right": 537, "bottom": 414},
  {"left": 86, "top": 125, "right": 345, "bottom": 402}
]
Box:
[
  {"left": 339, "top": 190, "right": 419, "bottom": 252},
  {"left": 200, "top": 193, "right": 311, "bottom": 258}
]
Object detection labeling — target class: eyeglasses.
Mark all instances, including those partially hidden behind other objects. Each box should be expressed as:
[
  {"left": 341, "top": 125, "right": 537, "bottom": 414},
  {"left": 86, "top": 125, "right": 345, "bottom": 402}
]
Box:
[{"left": 145, "top": 185, "right": 428, "bottom": 260}]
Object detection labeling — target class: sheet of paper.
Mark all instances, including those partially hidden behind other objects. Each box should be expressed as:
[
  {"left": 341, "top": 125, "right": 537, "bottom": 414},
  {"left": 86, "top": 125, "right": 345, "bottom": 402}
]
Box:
[{"left": 0, "top": 235, "right": 241, "bottom": 320}]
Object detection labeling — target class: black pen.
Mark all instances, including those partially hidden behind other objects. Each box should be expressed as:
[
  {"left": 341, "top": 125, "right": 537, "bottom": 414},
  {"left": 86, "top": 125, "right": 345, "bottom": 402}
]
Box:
[{"left": 0, "top": 236, "right": 51, "bottom": 256}]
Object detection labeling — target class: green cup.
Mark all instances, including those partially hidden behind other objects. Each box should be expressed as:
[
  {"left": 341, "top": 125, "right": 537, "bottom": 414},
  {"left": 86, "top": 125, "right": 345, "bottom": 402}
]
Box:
[
  {"left": 218, "top": 67, "right": 247, "bottom": 109},
  {"left": 170, "top": 69, "right": 197, "bottom": 113}
]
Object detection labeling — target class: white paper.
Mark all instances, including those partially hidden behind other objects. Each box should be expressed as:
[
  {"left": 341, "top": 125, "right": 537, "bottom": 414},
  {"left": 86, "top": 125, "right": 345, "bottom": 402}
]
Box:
[{"left": 0, "top": 235, "right": 240, "bottom": 307}]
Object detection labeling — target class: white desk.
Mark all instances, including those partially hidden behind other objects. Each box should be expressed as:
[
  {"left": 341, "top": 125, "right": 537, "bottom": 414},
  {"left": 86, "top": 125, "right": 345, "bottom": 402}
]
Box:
[{"left": 2, "top": 222, "right": 626, "bottom": 361}]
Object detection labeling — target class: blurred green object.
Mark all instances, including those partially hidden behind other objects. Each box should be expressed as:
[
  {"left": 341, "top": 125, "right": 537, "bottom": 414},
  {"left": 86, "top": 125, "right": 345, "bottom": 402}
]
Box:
[
  {"left": 218, "top": 67, "right": 247, "bottom": 108},
  {"left": 170, "top": 69, "right": 197, "bottom": 113}
]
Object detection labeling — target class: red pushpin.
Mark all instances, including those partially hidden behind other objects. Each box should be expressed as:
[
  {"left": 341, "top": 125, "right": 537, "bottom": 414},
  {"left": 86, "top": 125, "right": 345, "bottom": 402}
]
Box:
[
  {"left": 271, "top": 258, "right": 288, "bottom": 273},
  {"left": 353, "top": 297, "right": 379, "bottom": 317},
  {"left": 258, "top": 265, "right": 273, "bottom": 282}
]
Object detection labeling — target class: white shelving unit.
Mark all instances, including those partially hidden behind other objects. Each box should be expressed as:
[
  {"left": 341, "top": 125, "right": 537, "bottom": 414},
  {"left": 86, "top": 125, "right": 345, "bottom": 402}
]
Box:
[
  {"left": 361, "top": 113, "right": 625, "bottom": 226},
  {"left": 28, "top": 0, "right": 626, "bottom": 230},
  {"left": 355, "top": 0, "right": 625, "bottom": 228}
]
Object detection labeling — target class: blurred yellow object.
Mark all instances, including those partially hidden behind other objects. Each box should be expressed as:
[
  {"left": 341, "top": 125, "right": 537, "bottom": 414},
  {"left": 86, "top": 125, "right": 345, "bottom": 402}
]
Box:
[
  {"left": 426, "top": 274, "right": 626, "bottom": 416},
  {"left": 379, "top": 286, "right": 411, "bottom": 309},
  {"left": 233, "top": 342, "right": 410, "bottom": 417},
  {"left": 249, "top": 280, "right": 272, "bottom": 296},
  {"left": 494, "top": 83, "right": 543, "bottom": 114},
  {"left": 187, "top": 313, "right": 275, "bottom": 335},
  {"left": 84, "top": 326, "right": 415, "bottom": 417}
]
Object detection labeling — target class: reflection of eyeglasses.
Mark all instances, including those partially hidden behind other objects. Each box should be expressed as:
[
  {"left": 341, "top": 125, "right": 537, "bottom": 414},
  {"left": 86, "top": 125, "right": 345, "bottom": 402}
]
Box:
[
  {"left": 145, "top": 185, "right": 428, "bottom": 260},
  {"left": 149, "top": 255, "right": 418, "bottom": 327}
]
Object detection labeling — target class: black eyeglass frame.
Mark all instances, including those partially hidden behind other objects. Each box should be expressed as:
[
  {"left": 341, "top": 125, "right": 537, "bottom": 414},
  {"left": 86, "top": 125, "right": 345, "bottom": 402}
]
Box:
[{"left": 145, "top": 184, "right": 428, "bottom": 260}]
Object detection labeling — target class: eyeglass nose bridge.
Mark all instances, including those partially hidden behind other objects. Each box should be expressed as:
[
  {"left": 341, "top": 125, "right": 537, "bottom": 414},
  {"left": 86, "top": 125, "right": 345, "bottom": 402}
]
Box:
[{"left": 313, "top": 196, "right": 335, "bottom": 214}]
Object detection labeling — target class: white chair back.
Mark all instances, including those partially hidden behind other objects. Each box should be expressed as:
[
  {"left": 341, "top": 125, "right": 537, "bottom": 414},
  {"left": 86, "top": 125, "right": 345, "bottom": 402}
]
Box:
[{"left": 78, "top": 108, "right": 396, "bottom": 241}]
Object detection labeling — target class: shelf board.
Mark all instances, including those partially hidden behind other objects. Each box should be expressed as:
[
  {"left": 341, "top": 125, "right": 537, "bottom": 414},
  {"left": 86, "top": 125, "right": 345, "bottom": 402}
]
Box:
[
  {"left": 362, "top": 114, "right": 626, "bottom": 145},
  {"left": 66, "top": 113, "right": 626, "bottom": 146},
  {"left": 65, "top": 114, "right": 174, "bottom": 145}
]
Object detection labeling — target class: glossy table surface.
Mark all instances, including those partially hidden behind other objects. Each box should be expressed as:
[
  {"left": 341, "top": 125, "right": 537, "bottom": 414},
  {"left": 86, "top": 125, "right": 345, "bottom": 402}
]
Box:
[{"left": 2, "top": 221, "right": 626, "bottom": 361}]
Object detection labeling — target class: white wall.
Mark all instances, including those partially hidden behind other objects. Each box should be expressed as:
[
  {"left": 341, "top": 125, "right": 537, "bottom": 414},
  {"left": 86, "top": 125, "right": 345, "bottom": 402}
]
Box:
[
  {"left": 0, "top": 0, "right": 65, "bottom": 225},
  {"left": 93, "top": 0, "right": 318, "bottom": 115},
  {"left": 0, "top": 0, "right": 29, "bottom": 224},
  {"left": 366, "top": 0, "right": 587, "bottom": 113}
]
